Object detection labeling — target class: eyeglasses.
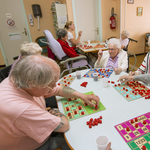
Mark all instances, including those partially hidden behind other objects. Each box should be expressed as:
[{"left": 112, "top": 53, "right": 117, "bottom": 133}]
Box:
[{"left": 108, "top": 48, "right": 116, "bottom": 51}]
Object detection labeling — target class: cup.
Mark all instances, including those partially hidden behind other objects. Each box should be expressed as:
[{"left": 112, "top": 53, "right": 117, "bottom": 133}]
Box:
[
  {"left": 76, "top": 71, "right": 81, "bottom": 79},
  {"left": 96, "top": 135, "right": 109, "bottom": 150},
  {"left": 88, "top": 40, "right": 90, "bottom": 45},
  {"left": 102, "top": 78, "right": 108, "bottom": 88},
  {"left": 93, "top": 73, "right": 99, "bottom": 81}
]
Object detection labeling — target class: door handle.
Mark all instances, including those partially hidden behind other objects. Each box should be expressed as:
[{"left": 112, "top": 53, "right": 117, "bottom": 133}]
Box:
[
  {"left": 22, "top": 28, "right": 27, "bottom": 36},
  {"left": 95, "top": 27, "right": 99, "bottom": 35}
]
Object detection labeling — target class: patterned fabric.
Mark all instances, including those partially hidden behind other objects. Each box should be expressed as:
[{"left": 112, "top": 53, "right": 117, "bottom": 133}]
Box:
[
  {"left": 119, "top": 37, "right": 129, "bottom": 48},
  {"left": 136, "top": 52, "right": 150, "bottom": 74},
  {"left": 106, "top": 53, "right": 119, "bottom": 69}
]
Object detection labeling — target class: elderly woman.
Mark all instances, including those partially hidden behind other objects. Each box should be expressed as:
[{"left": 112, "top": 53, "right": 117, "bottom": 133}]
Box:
[
  {"left": 57, "top": 28, "right": 80, "bottom": 57},
  {"left": 64, "top": 21, "right": 82, "bottom": 47},
  {"left": 119, "top": 30, "right": 130, "bottom": 49},
  {"left": 94, "top": 38, "right": 128, "bottom": 75},
  {"left": 129, "top": 37, "right": 150, "bottom": 76},
  {"left": 9, "top": 42, "right": 42, "bottom": 75}
]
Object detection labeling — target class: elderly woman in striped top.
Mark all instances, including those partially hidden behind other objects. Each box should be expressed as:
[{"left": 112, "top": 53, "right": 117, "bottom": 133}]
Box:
[{"left": 129, "top": 37, "right": 150, "bottom": 76}]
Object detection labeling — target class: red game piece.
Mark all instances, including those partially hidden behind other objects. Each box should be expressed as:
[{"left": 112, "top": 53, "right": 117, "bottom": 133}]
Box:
[
  {"left": 90, "top": 118, "right": 93, "bottom": 122},
  {"left": 108, "top": 81, "right": 110, "bottom": 83},
  {"left": 89, "top": 124, "right": 92, "bottom": 128},
  {"left": 81, "top": 111, "right": 84, "bottom": 115},
  {"left": 131, "top": 119, "right": 134, "bottom": 124},
  {"left": 65, "top": 84, "right": 67, "bottom": 87},
  {"left": 114, "top": 84, "right": 117, "bottom": 87},
  {"left": 68, "top": 82, "right": 70, "bottom": 84},
  {"left": 66, "top": 107, "right": 69, "bottom": 111},
  {"left": 123, "top": 87, "right": 125, "bottom": 90},
  {"left": 135, "top": 92, "right": 137, "bottom": 95},
  {"left": 126, "top": 95, "right": 129, "bottom": 98},
  {"left": 85, "top": 103, "right": 88, "bottom": 106},
  {"left": 142, "top": 145, "right": 146, "bottom": 150},
  {"left": 118, "top": 84, "right": 120, "bottom": 86},
  {"left": 68, "top": 113, "right": 71, "bottom": 116},
  {"left": 69, "top": 75, "right": 72, "bottom": 77},
  {"left": 74, "top": 110, "right": 77, "bottom": 114},
  {"left": 135, "top": 118, "right": 138, "bottom": 122},
  {"left": 63, "top": 77, "right": 66, "bottom": 79},
  {"left": 126, "top": 89, "right": 128, "bottom": 92},
  {"left": 78, "top": 106, "right": 82, "bottom": 110},
  {"left": 143, "top": 120, "right": 147, "bottom": 124},
  {"left": 132, "top": 91, "right": 134, "bottom": 93},
  {"left": 68, "top": 98, "right": 71, "bottom": 101},
  {"left": 95, "top": 105, "right": 98, "bottom": 109},
  {"left": 107, "top": 69, "right": 110, "bottom": 72},
  {"left": 64, "top": 80, "right": 66, "bottom": 83},
  {"left": 111, "top": 81, "right": 115, "bottom": 84},
  {"left": 126, "top": 127, "right": 130, "bottom": 132},
  {"left": 98, "top": 120, "right": 102, "bottom": 124},
  {"left": 135, "top": 123, "right": 138, "bottom": 128},
  {"left": 100, "top": 116, "right": 102, "bottom": 119},
  {"left": 84, "top": 75, "right": 86, "bottom": 77},
  {"left": 86, "top": 121, "right": 89, "bottom": 125}
]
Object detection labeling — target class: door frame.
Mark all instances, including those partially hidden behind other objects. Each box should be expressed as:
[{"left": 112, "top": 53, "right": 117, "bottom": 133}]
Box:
[
  {"left": 0, "top": 0, "right": 32, "bottom": 66},
  {"left": 71, "top": 0, "right": 103, "bottom": 41}
]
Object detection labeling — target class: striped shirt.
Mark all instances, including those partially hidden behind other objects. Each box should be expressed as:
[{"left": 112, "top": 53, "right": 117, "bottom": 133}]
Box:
[{"left": 106, "top": 53, "right": 119, "bottom": 69}]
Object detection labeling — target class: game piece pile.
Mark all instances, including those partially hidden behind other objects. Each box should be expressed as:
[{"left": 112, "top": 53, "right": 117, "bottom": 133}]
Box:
[
  {"left": 58, "top": 75, "right": 75, "bottom": 87},
  {"left": 94, "top": 44, "right": 105, "bottom": 48},
  {"left": 80, "top": 82, "right": 88, "bottom": 87},
  {"left": 83, "top": 68, "right": 113, "bottom": 78},
  {"left": 86, "top": 116, "right": 102, "bottom": 129},
  {"left": 80, "top": 45, "right": 93, "bottom": 49},
  {"left": 114, "top": 81, "right": 150, "bottom": 102},
  {"left": 61, "top": 91, "right": 106, "bottom": 121},
  {"left": 115, "top": 112, "right": 150, "bottom": 150}
]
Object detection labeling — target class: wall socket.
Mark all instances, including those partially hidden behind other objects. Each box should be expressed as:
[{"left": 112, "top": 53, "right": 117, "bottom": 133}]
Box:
[{"left": 28, "top": 14, "right": 34, "bottom": 25}]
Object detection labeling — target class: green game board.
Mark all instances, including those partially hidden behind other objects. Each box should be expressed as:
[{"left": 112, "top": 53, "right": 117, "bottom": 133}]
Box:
[
  {"left": 128, "top": 132, "right": 150, "bottom": 150},
  {"left": 61, "top": 91, "right": 106, "bottom": 121}
]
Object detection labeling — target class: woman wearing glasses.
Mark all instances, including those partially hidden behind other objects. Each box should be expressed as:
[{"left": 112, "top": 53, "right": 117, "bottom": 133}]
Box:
[{"left": 94, "top": 38, "right": 128, "bottom": 75}]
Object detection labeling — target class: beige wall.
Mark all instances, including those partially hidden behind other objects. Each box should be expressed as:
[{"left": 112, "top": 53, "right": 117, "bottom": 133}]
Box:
[
  {"left": 126, "top": 0, "right": 150, "bottom": 54},
  {"left": 101, "top": 0, "right": 120, "bottom": 41},
  {"left": 23, "top": 0, "right": 65, "bottom": 42}
]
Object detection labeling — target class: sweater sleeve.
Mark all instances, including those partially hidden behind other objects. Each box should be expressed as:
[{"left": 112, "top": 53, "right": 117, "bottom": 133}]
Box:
[{"left": 134, "top": 74, "right": 150, "bottom": 85}]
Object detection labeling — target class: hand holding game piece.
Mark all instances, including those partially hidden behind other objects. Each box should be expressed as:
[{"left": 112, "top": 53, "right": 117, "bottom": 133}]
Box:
[
  {"left": 80, "top": 94, "right": 100, "bottom": 108},
  {"left": 97, "top": 49, "right": 103, "bottom": 62},
  {"left": 113, "top": 68, "right": 122, "bottom": 75},
  {"left": 117, "top": 75, "right": 134, "bottom": 83}
]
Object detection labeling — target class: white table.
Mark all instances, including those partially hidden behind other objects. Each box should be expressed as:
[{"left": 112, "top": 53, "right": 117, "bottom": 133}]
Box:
[{"left": 57, "top": 69, "right": 150, "bottom": 150}]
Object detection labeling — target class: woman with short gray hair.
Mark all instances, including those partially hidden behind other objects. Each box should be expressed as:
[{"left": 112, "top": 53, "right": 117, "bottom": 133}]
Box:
[
  {"left": 119, "top": 30, "right": 130, "bottom": 49},
  {"left": 94, "top": 38, "right": 128, "bottom": 75},
  {"left": 57, "top": 28, "right": 79, "bottom": 57}
]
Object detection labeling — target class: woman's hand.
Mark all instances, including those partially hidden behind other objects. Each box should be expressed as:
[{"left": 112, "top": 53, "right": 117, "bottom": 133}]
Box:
[{"left": 97, "top": 49, "right": 103, "bottom": 62}]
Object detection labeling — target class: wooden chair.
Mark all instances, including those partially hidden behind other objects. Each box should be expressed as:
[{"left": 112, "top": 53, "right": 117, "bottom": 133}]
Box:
[
  {"left": 144, "top": 33, "right": 150, "bottom": 55},
  {"left": 35, "top": 36, "right": 48, "bottom": 55}
]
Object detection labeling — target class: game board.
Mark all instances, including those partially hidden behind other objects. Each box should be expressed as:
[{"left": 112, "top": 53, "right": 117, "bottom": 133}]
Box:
[
  {"left": 61, "top": 91, "right": 106, "bottom": 121},
  {"left": 115, "top": 112, "right": 150, "bottom": 150},
  {"left": 58, "top": 75, "right": 75, "bottom": 87},
  {"left": 113, "top": 81, "right": 150, "bottom": 102},
  {"left": 83, "top": 68, "right": 113, "bottom": 78}
]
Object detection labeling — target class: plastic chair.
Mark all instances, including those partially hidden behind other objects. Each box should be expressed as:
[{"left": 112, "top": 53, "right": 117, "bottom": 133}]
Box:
[
  {"left": 144, "top": 33, "right": 150, "bottom": 55},
  {"left": 35, "top": 36, "right": 48, "bottom": 54},
  {"left": 41, "top": 30, "right": 91, "bottom": 78}
]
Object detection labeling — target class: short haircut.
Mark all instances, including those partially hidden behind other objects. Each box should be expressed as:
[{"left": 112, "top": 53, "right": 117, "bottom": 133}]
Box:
[
  {"left": 122, "top": 30, "right": 130, "bottom": 38},
  {"left": 56, "top": 28, "right": 68, "bottom": 39},
  {"left": 64, "top": 21, "right": 73, "bottom": 29},
  {"left": 20, "top": 42, "right": 42, "bottom": 56},
  {"left": 9, "top": 55, "right": 60, "bottom": 89},
  {"left": 107, "top": 38, "right": 121, "bottom": 49}
]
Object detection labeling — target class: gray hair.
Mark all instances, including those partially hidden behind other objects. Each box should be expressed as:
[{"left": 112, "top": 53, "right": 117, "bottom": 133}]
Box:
[
  {"left": 121, "top": 30, "right": 130, "bottom": 38},
  {"left": 107, "top": 38, "right": 121, "bottom": 49},
  {"left": 56, "top": 28, "right": 67, "bottom": 39},
  {"left": 9, "top": 55, "right": 60, "bottom": 89},
  {"left": 20, "top": 42, "right": 42, "bottom": 56}
]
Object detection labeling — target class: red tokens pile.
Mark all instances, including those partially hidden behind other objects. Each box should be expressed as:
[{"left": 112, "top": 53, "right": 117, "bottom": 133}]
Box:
[{"left": 80, "top": 82, "right": 88, "bottom": 87}]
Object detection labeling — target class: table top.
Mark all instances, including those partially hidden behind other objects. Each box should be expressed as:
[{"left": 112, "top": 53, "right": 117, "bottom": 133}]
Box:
[
  {"left": 79, "top": 41, "right": 108, "bottom": 53},
  {"left": 56, "top": 69, "right": 150, "bottom": 150}
]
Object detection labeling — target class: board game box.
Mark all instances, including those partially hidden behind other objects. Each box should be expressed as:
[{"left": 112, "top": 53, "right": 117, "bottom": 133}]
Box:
[
  {"left": 83, "top": 68, "right": 113, "bottom": 78},
  {"left": 115, "top": 112, "right": 150, "bottom": 150},
  {"left": 113, "top": 81, "right": 150, "bottom": 102},
  {"left": 61, "top": 91, "right": 106, "bottom": 121}
]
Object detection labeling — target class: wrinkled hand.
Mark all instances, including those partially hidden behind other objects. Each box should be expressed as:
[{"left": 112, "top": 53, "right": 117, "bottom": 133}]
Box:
[
  {"left": 113, "top": 68, "right": 122, "bottom": 75},
  {"left": 81, "top": 94, "right": 100, "bottom": 107},
  {"left": 117, "top": 75, "right": 134, "bottom": 83},
  {"left": 105, "top": 142, "right": 112, "bottom": 150},
  {"left": 97, "top": 49, "right": 103, "bottom": 62},
  {"left": 78, "top": 31, "right": 82, "bottom": 37}
]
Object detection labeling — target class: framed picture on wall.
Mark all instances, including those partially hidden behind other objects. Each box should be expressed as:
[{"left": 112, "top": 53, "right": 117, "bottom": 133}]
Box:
[
  {"left": 137, "top": 7, "right": 143, "bottom": 16},
  {"left": 127, "top": 0, "right": 134, "bottom": 4}
]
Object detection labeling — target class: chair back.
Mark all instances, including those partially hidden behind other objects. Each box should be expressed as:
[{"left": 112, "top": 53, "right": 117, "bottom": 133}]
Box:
[
  {"left": 43, "top": 30, "right": 66, "bottom": 60},
  {"left": 35, "top": 36, "right": 48, "bottom": 53},
  {"left": 145, "top": 33, "right": 150, "bottom": 42},
  {"left": 0, "top": 65, "right": 12, "bottom": 82}
]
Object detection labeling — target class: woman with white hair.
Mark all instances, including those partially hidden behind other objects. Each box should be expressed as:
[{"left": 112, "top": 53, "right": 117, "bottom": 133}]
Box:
[
  {"left": 129, "top": 37, "right": 150, "bottom": 76},
  {"left": 94, "top": 38, "right": 128, "bottom": 75},
  {"left": 119, "top": 30, "right": 130, "bottom": 49},
  {"left": 9, "top": 42, "right": 42, "bottom": 75}
]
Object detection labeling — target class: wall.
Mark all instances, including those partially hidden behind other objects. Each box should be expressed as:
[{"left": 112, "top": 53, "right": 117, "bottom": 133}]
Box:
[
  {"left": 101, "top": 0, "right": 120, "bottom": 41},
  {"left": 125, "top": 0, "right": 150, "bottom": 54},
  {"left": 23, "top": 0, "right": 66, "bottom": 42}
]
